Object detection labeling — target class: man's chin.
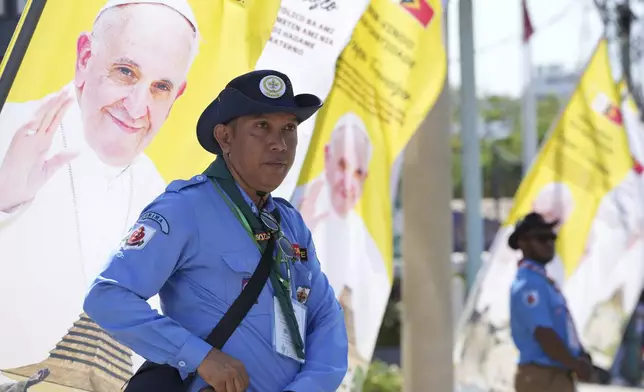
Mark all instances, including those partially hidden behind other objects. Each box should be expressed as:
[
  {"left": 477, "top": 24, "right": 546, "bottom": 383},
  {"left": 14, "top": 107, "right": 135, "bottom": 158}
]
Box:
[{"left": 330, "top": 197, "right": 352, "bottom": 217}]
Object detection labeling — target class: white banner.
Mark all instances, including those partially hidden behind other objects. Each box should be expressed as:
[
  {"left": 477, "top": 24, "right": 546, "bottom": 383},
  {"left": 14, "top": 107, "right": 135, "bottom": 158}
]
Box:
[{"left": 262, "top": 0, "right": 372, "bottom": 200}]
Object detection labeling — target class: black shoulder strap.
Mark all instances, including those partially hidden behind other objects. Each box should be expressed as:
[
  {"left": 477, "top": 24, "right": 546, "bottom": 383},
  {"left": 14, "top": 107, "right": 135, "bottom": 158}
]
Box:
[
  {"left": 200, "top": 157, "right": 278, "bottom": 349},
  {"left": 203, "top": 209, "right": 279, "bottom": 349}
]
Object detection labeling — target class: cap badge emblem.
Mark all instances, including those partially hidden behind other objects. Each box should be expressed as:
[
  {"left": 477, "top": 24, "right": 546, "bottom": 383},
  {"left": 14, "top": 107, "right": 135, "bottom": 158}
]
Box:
[{"left": 259, "top": 75, "right": 286, "bottom": 99}]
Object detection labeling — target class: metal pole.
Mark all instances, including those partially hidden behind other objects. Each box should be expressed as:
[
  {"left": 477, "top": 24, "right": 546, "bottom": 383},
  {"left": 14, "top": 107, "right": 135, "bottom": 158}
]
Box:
[
  {"left": 492, "top": 143, "right": 501, "bottom": 221},
  {"left": 401, "top": 55, "right": 452, "bottom": 392},
  {"left": 521, "top": 2, "right": 538, "bottom": 174},
  {"left": 458, "top": 0, "right": 484, "bottom": 292}
]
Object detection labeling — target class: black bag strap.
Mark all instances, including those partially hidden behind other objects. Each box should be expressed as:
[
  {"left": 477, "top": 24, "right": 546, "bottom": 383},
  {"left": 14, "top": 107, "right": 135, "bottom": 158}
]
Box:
[
  {"left": 183, "top": 229, "right": 275, "bottom": 390},
  {"left": 202, "top": 208, "right": 279, "bottom": 349},
  {"left": 183, "top": 159, "right": 281, "bottom": 388}
]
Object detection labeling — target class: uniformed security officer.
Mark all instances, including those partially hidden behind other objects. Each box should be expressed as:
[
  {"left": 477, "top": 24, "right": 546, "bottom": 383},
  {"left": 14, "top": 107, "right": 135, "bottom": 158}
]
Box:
[
  {"left": 83, "top": 69, "right": 349, "bottom": 392},
  {"left": 509, "top": 212, "right": 594, "bottom": 392}
]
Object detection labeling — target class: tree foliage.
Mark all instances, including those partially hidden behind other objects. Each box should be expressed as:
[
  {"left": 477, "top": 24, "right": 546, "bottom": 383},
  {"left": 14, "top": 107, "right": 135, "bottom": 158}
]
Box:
[
  {"left": 363, "top": 360, "right": 403, "bottom": 392},
  {"left": 452, "top": 94, "right": 563, "bottom": 198}
]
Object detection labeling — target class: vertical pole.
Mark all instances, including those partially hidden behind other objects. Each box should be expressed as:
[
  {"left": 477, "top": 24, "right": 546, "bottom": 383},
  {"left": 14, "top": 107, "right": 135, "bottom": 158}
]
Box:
[
  {"left": 458, "top": 0, "right": 484, "bottom": 292},
  {"left": 402, "top": 72, "right": 453, "bottom": 392},
  {"left": 401, "top": 1, "right": 452, "bottom": 389},
  {"left": 492, "top": 143, "right": 501, "bottom": 221},
  {"left": 521, "top": 2, "right": 538, "bottom": 175}
]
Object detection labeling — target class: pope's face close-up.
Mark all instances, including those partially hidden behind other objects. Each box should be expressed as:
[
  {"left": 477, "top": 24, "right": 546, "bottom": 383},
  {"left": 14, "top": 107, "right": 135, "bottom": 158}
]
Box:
[
  {"left": 74, "top": 4, "right": 195, "bottom": 167},
  {"left": 324, "top": 126, "right": 370, "bottom": 216}
]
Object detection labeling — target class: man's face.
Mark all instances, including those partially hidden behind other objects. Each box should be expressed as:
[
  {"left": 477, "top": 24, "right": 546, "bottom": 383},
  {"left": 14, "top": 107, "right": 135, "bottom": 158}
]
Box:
[
  {"left": 324, "top": 126, "right": 370, "bottom": 216},
  {"left": 219, "top": 113, "right": 299, "bottom": 193},
  {"left": 519, "top": 228, "right": 557, "bottom": 263},
  {"left": 74, "top": 4, "right": 195, "bottom": 167}
]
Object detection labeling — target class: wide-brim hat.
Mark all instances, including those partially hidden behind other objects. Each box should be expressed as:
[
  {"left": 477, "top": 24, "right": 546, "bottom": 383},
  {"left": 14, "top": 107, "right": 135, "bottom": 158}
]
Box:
[
  {"left": 508, "top": 212, "right": 558, "bottom": 250},
  {"left": 197, "top": 70, "right": 323, "bottom": 155}
]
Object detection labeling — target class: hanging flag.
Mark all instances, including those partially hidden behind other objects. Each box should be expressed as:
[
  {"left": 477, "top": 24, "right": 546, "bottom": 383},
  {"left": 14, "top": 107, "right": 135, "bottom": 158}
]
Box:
[
  {"left": 257, "top": 0, "right": 373, "bottom": 200},
  {"left": 290, "top": 0, "right": 446, "bottom": 389},
  {"left": 521, "top": 0, "right": 537, "bottom": 174},
  {"left": 454, "top": 38, "right": 642, "bottom": 390},
  {"left": 0, "top": 0, "right": 279, "bottom": 389},
  {"left": 522, "top": 0, "right": 533, "bottom": 42}
]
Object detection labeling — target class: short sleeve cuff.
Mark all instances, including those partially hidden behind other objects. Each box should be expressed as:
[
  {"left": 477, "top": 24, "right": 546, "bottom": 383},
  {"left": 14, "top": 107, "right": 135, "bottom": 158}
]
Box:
[
  {"left": 528, "top": 319, "right": 554, "bottom": 334},
  {"left": 172, "top": 334, "right": 212, "bottom": 374}
]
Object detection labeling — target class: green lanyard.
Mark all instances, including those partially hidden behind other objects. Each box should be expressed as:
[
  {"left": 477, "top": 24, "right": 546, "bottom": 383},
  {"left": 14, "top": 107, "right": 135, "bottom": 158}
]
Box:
[
  {"left": 205, "top": 161, "right": 305, "bottom": 360},
  {"left": 210, "top": 179, "right": 292, "bottom": 293}
]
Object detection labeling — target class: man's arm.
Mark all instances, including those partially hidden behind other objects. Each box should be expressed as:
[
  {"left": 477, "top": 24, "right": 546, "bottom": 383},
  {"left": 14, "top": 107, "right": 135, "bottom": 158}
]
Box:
[
  {"left": 83, "top": 191, "right": 213, "bottom": 377},
  {"left": 514, "top": 282, "right": 584, "bottom": 372},
  {"left": 283, "top": 234, "right": 348, "bottom": 392}
]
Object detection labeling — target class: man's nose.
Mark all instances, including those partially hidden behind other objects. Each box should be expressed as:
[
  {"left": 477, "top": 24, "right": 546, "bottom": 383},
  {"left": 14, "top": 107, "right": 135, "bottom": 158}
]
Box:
[
  {"left": 268, "top": 132, "right": 288, "bottom": 152},
  {"left": 123, "top": 84, "right": 150, "bottom": 120}
]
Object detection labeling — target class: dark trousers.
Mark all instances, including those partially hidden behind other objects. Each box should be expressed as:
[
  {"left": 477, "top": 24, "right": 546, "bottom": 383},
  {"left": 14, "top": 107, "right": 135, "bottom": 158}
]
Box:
[{"left": 515, "top": 364, "right": 575, "bottom": 392}]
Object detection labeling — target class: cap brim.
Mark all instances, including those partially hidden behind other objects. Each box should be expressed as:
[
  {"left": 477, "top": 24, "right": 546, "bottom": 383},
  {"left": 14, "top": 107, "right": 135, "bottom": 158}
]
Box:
[
  {"left": 508, "top": 231, "right": 520, "bottom": 250},
  {"left": 197, "top": 88, "right": 323, "bottom": 155},
  {"left": 508, "top": 219, "right": 559, "bottom": 250}
]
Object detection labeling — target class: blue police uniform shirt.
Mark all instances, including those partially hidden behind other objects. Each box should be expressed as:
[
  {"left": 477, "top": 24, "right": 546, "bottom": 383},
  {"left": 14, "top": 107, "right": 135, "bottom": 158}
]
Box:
[
  {"left": 83, "top": 174, "right": 349, "bottom": 392},
  {"left": 510, "top": 260, "right": 582, "bottom": 368}
]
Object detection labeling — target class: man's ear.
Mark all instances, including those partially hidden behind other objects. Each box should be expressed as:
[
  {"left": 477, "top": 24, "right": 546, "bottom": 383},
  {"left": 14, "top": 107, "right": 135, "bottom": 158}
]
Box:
[
  {"left": 74, "top": 32, "right": 92, "bottom": 89},
  {"left": 324, "top": 144, "right": 330, "bottom": 166},
  {"left": 214, "top": 124, "right": 233, "bottom": 154},
  {"left": 176, "top": 81, "right": 187, "bottom": 98}
]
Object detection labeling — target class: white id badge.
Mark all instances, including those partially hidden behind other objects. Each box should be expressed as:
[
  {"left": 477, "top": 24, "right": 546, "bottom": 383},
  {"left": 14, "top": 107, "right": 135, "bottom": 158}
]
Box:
[{"left": 273, "top": 296, "right": 307, "bottom": 364}]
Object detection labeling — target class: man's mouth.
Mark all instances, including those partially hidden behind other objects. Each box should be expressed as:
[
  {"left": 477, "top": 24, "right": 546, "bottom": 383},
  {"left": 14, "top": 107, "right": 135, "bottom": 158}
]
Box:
[{"left": 108, "top": 113, "right": 143, "bottom": 134}]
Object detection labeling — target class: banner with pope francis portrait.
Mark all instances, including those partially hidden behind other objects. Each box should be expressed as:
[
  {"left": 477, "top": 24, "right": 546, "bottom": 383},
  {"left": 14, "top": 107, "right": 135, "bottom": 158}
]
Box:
[
  {"left": 453, "top": 39, "right": 644, "bottom": 392},
  {"left": 0, "top": 0, "right": 284, "bottom": 390},
  {"left": 0, "top": 0, "right": 405, "bottom": 389},
  {"left": 290, "top": 0, "right": 446, "bottom": 389},
  {"left": 0, "top": 0, "right": 388, "bottom": 391}
]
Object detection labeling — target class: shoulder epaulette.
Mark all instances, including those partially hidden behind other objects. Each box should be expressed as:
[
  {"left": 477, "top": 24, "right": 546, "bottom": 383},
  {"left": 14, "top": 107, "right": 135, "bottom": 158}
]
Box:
[
  {"left": 166, "top": 174, "right": 208, "bottom": 193},
  {"left": 273, "top": 196, "right": 295, "bottom": 210}
]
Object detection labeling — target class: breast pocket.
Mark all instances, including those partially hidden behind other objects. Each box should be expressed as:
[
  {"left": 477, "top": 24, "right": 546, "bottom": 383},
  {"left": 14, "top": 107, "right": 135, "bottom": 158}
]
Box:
[{"left": 220, "top": 249, "right": 272, "bottom": 316}]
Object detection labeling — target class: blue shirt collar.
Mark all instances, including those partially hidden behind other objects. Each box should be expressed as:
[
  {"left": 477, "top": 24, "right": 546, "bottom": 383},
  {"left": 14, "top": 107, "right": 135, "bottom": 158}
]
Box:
[
  {"left": 519, "top": 259, "right": 546, "bottom": 272},
  {"left": 234, "top": 183, "right": 276, "bottom": 215}
]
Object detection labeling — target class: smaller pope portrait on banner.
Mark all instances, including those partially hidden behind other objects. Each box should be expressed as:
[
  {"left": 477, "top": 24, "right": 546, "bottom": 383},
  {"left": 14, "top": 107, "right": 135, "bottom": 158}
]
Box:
[{"left": 292, "top": 111, "right": 390, "bottom": 388}]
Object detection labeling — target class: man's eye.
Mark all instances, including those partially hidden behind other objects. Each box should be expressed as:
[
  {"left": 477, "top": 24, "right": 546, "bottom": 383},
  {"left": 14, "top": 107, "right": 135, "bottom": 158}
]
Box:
[
  {"left": 153, "top": 82, "right": 171, "bottom": 92},
  {"left": 256, "top": 122, "right": 269, "bottom": 128},
  {"left": 117, "top": 67, "right": 134, "bottom": 77}
]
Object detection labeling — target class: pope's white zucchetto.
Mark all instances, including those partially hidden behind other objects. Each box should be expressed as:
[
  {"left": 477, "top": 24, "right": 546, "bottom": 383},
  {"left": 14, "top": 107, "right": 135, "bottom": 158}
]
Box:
[{"left": 94, "top": 0, "right": 200, "bottom": 34}]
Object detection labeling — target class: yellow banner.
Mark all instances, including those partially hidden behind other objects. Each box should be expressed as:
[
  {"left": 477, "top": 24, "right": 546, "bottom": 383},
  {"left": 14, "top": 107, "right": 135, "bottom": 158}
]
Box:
[
  {"left": 291, "top": 0, "right": 446, "bottom": 388},
  {"left": 506, "top": 39, "right": 632, "bottom": 278},
  {"left": 3, "top": 0, "right": 280, "bottom": 182},
  {"left": 0, "top": 0, "right": 278, "bottom": 389},
  {"left": 454, "top": 39, "right": 638, "bottom": 390}
]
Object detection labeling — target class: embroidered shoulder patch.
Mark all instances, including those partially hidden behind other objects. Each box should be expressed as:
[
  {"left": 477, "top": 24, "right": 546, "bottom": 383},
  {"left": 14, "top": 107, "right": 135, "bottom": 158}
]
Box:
[
  {"left": 523, "top": 290, "right": 539, "bottom": 307},
  {"left": 140, "top": 211, "right": 170, "bottom": 234},
  {"left": 121, "top": 223, "right": 156, "bottom": 251}
]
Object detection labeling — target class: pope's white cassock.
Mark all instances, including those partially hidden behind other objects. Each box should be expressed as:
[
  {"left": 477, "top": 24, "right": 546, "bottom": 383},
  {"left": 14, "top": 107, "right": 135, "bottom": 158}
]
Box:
[
  {"left": 0, "top": 84, "right": 165, "bottom": 370},
  {"left": 292, "top": 177, "right": 390, "bottom": 362}
]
